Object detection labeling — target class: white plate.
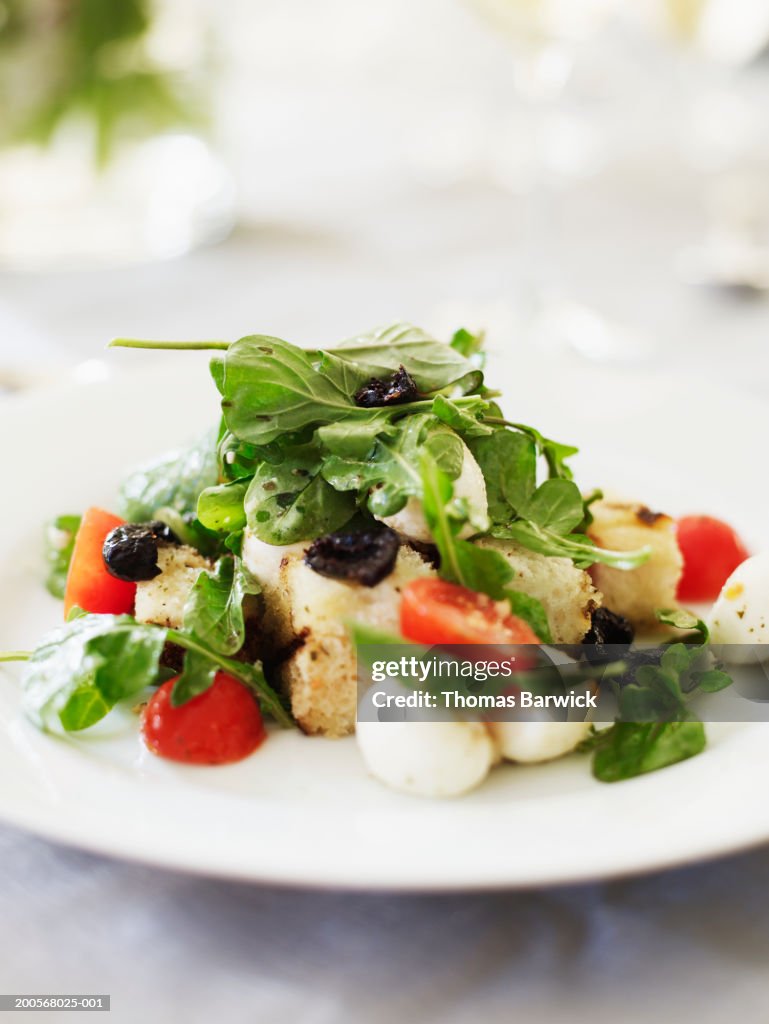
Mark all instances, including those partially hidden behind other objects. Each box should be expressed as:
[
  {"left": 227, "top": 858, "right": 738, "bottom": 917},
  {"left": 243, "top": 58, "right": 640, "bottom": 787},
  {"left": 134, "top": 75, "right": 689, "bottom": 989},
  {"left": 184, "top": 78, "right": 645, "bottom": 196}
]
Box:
[{"left": 1, "top": 356, "right": 768, "bottom": 890}]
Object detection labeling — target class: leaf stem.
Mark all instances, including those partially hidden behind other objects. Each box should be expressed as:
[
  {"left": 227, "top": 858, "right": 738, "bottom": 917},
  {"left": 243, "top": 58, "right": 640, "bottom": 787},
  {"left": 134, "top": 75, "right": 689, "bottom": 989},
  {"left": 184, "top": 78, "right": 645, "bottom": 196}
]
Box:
[
  {"left": 0, "top": 651, "right": 31, "bottom": 663},
  {"left": 108, "top": 339, "right": 231, "bottom": 351}
]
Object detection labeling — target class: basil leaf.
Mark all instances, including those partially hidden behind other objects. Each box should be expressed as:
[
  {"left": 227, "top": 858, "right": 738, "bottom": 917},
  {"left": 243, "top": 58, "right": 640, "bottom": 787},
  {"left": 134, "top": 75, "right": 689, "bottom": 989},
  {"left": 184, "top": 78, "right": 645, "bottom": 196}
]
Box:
[
  {"left": 591, "top": 721, "right": 706, "bottom": 782},
  {"left": 119, "top": 428, "right": 219, "bottom": 521},
  {"left": 315, "top": 413, "right": 396, "bottom": 459},
  {"left": 183, "top": 555, "right": 260, "bottom": 656},
  {"left": 170, "top": 649, "right": 217, "bottom": 707},
  {"left": 221, "top": 335, "right": 362, "bottom": 445},
  {"left": 320, "top": 323, "right": 483, "bottom": 396},
  {"left": 197, "top": 479, "right": 249, "bottom": 534},
  {"left": 431, "top": 394, "right": 493, "bottom": 437},
  {"left": 469, "top": 430, "right": 537, "bottom": 521},
  {"left": 245, "top": 446, "right": 356, "bottom": 544},
  {"left": 22, "top": 614, "right": 167, "bottom": 732},
  {"left": 44, "top": 514, "right": 81, "bottom": 599}
]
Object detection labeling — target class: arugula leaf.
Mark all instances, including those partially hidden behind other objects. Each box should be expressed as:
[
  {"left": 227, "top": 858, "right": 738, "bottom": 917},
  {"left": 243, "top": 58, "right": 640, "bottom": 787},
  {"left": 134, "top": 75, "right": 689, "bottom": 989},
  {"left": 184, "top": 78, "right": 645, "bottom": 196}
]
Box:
[
  {"left": 321, "top": 415, "right": 464, "bottom": 519},
  {"left": 520, "top": 478, "right": 585, "bottom": 534},
  {"left": 219, "top": 336, "right": 363, "bottom": 445},
  {"left": 22, "top": 614, "right": 167, "bottom": 732},
  {"left": 183, "top": 555, "right": 260, "bottom": 657},
  {"left": 493, "top": 520, "right": 650, "bottom": 570},
  {"left": 590, "top": 721, "right": 706, "bottom": 782},
  {"left": 315, "top": 413, "right": 397, "bottom": 459},
  {"left": 170, "top": 649, "right": 217, "bottom": 707},
  {"left": 319, "top": 323, "right": 483, "bottom": 396},
  {"left": 469, "top": 430, "right": 537, "bottom": 521},
  {"left": 118, "top": 428, "right": 219, "bottom": 521},
  {"left": 197, "top": 479, "right": 249, "bottom": 534},
  {"left": 431, "top": 394, "right": 493, "bottom": 437},
  {"left": 43, "top": 514, "right": 81, "bottom": 599},
  {"left": 245, "top": 445, "right": 356, "bottom": 544},
  {"left": 420, "top": 452, "right": 552, "bottom": 642},
  {"left": 508, "top": 422, "right": 578, "bottom": 481}
]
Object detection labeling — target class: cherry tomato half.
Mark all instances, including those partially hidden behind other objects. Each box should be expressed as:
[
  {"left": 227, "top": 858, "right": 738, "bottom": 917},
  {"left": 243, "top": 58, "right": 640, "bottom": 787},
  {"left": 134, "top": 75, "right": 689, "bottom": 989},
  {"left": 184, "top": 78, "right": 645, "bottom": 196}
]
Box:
[
  {"left": 400, "top": 578, "right": 540, "bottom": 646},
  {"left": 63, "top": 507, "right": 136, "bottom": 618},
  {"left": 676, "top": 515, "right": 749, "bottom": 602},
  {"left": 141, "top": 672, "right": 266, "bottom": 765}
]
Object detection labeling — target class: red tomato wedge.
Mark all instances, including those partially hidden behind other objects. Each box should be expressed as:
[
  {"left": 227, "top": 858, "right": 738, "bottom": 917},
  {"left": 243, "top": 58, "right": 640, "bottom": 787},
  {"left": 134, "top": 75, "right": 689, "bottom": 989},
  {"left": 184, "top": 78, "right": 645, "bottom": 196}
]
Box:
[
  {"left": 141, "top": 672, "right": 266, "bottom": 765},
  {"left": 676, "top": 515, "right": 749, "bottom": 602},
  {"left": 400, "top": 578, "right": 540, "bottom": 646},
  {"left": 63, "top": 507, "right": 136, "bottom": 618}
]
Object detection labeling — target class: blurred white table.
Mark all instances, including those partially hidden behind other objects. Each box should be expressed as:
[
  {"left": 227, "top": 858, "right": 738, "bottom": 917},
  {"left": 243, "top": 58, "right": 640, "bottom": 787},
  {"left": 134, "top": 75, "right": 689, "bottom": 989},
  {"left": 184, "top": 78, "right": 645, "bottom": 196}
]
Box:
[{"left": 1, "top": 169, "right": 769, "bottom": 1023}]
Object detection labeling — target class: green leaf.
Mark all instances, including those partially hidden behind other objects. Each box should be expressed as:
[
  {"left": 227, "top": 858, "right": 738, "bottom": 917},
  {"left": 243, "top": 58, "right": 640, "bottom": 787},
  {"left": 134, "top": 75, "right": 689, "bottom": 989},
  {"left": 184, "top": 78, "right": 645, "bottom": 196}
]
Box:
[
  {"left": 170, "top": 649, "right": 217, "bottom": 707},
  {"left": 469, "top": 430, "right": 537, "bottom": 521},
  {"left": 22, "top": 614, "right": 167, "bottom": 732},
  {"left": 657, "top": 608, "right": 710, "bottom": 643},
  {"left": 420, "top": 452, "right": 552, "bottom": 642},
  {"left": 43, "top": 514, "right": 81, "bottom": 599},
  {"left": 320, "top": 322, "right": 483, "bottom": 396},
  {"left": 493, "top": 520, "right": 650, "bottom": 570},
  {"left": 246, "top": 446, "right": 356, "bottom": 544},
  {"left": 695, "top": 669, "right": 733, "bottom": 693},
  {"left": 449, "top": 327, "right": 485, "bottom": 359},
  {"left": 221, "top": 335, "right": 362, "bottom": 445},
  {"left": 520, "top": 478, "right": 585, "bottom": 534},
  {"left": 197, "top": 479, "right": 249, "bottom": 534},
  {"left": 322, "top": 415, "right": 452, "bottom": 519},
  {"left": 118, "top": 428, "right": 219, "bottom": 521},
  {"left": 431, "top": 394, "right": 493, "bottom": 437},
  {"left": 183, "top": 555, "right": 260, "bottom": 656},
  {"left": 315, "top": 413, "right": 396, "bottom": 459},
  {"left": 510, "top": 423, "right": 578, "bottom": 480},
  {"left": 591, "top": 721, "right": 706, "bottom": 782}
]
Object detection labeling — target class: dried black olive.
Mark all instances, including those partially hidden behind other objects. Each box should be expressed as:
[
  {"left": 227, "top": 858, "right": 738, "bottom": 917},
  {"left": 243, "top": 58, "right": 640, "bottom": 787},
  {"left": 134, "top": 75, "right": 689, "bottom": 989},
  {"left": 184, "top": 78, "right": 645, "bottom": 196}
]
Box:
[
  {"left": 102, "top": 521, "right": 180, "bottom": 583},
  {"left": 354, "top": 365, "right": 419, "bottom": 408},
  {"left": 304, "top": 526, "right": 400, "bottom": 587},
  {"left": 582, "top": 607, "right": 635, "bottom": 665}
]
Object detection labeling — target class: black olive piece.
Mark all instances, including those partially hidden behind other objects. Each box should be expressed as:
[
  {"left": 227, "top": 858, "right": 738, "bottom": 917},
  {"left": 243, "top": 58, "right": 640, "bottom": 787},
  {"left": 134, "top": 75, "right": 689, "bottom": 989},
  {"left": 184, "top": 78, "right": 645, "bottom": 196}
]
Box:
[
  {"left": 304, "top": 526, "right": 400, "bottom": 587},
  {"left": 102, "top": 521, "right": 180, "bottom": 583},
  {"left": 581, "top": 606, "right": 635, "bottom": 665},
  {"left": 404, "top": 538, "right": 441, "bottom": 569},
  {"left": 354, "top": 365, "right": 419, "bottom": 408}
]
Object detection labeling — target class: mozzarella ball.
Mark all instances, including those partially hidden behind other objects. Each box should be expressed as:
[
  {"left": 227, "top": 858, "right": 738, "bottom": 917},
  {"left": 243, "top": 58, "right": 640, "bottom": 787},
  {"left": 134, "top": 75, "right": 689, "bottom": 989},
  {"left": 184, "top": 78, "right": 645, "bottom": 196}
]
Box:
[
  {"left": 488, "top": 719, "right": 591, "bottom": 763},
  {"left": 356, "top": 715, "right": 496, "bottom": 798},
  {"left": 375, "top": 441, "right": 488, "bottom": 543},
  {"left": 707, "top": 552, "right": 769, "bottom": 662}
]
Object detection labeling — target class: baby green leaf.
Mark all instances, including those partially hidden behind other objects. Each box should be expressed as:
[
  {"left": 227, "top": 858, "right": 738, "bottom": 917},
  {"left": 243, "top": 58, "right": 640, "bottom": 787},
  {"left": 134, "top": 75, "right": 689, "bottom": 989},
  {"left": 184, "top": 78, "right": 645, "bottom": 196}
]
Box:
[
  {"left": 590, "top": 721, "right": 706, "bottom": 782},
  {"left": 22, "top": 614, "right": 167, "bottom": 732},
  {"left": 245, "top": 446, "right": 356, "bottom": 544},
  {"left": 43, "top": 514, "right": 81, "bottom": 600},
  {"left": 197, "top": 479, "right": 249, "bottom": 534},
  {"left": 469, "top": 430, "right": 537, "bottom": 520},
  {"left": 183, "top": 555, "right": 261, "bottom": 657},
  {"left": 119, "top": 428, "right": 219, "bottom": 521},
  {"left": 431, "top": 394, "right": 493, "bottom": 437}
]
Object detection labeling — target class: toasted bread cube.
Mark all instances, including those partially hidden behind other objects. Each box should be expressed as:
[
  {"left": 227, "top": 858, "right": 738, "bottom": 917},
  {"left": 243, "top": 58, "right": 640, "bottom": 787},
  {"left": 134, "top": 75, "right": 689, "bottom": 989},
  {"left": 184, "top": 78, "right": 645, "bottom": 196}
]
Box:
[
  {"left": 587, "top": 499, "right": 683, "bottom": 629},
  {"left": 134, "top": 545, "right": 212, "bottom": 629},
  {"left": 474, "top": 537, "right": 599, "bottom": 643}
]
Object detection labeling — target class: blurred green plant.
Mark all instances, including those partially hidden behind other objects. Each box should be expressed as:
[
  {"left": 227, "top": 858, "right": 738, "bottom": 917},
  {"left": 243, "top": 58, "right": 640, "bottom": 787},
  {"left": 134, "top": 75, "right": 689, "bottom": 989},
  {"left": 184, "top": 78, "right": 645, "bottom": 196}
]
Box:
[{"left": 0, "top": 0, "right": 203, "bottom": 166}]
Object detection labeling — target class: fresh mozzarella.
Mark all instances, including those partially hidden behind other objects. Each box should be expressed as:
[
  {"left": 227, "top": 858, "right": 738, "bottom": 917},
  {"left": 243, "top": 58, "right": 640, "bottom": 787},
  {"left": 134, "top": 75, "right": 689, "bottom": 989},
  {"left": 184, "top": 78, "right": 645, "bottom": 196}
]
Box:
[
  {"left": 707, "top": 553, "right": 769, "bottom": 659},
  {"left": 241, "top": 531, "right": 306, "bottom": 592},
  {"left": 356, "top": 682, "right": 495, "bottom": 796},
  {"left": 375, "top": 441, "right": 488, "bottom": 543},
  {"left": 488, "top": 719, "right": 591, "bottom": 763}
]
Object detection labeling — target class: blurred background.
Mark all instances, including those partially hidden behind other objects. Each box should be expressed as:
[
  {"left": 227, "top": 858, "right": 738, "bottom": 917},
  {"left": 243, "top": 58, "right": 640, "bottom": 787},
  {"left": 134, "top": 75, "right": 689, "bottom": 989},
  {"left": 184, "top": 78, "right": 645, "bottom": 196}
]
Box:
[{"left": 1, "top": 0, "right": 769, "bottom": 393}]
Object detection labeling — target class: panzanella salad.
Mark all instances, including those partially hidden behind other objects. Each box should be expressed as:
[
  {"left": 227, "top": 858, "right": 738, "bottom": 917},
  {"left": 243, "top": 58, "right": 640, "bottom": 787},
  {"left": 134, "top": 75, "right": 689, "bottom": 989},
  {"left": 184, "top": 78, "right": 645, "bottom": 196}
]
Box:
[{"left": 0, "top": 324, "right": 750, "bottom": 797}]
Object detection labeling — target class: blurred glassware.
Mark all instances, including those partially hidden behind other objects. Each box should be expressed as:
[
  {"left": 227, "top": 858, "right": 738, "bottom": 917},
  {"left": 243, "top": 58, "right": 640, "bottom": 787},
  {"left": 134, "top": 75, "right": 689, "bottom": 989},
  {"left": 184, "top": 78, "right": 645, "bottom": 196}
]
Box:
[{"left": 0, "top": 0, "right": 235, "bottom": 269}]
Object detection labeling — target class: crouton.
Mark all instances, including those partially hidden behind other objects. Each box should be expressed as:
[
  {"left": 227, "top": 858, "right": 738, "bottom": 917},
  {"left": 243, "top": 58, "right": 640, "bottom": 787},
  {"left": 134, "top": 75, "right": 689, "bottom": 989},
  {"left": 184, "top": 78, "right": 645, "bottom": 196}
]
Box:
[
  {"left": 587, "top": 499, "right": 683, "bottom": 630},
  {"left": 242, "top": 530, "right": 436, "bottom": 737},
  {"left": 474, "top": 537, "right": 599, "bottom": 643},
  {"left": 134, "top": 545, "right": 212, "bottom": 629}
]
